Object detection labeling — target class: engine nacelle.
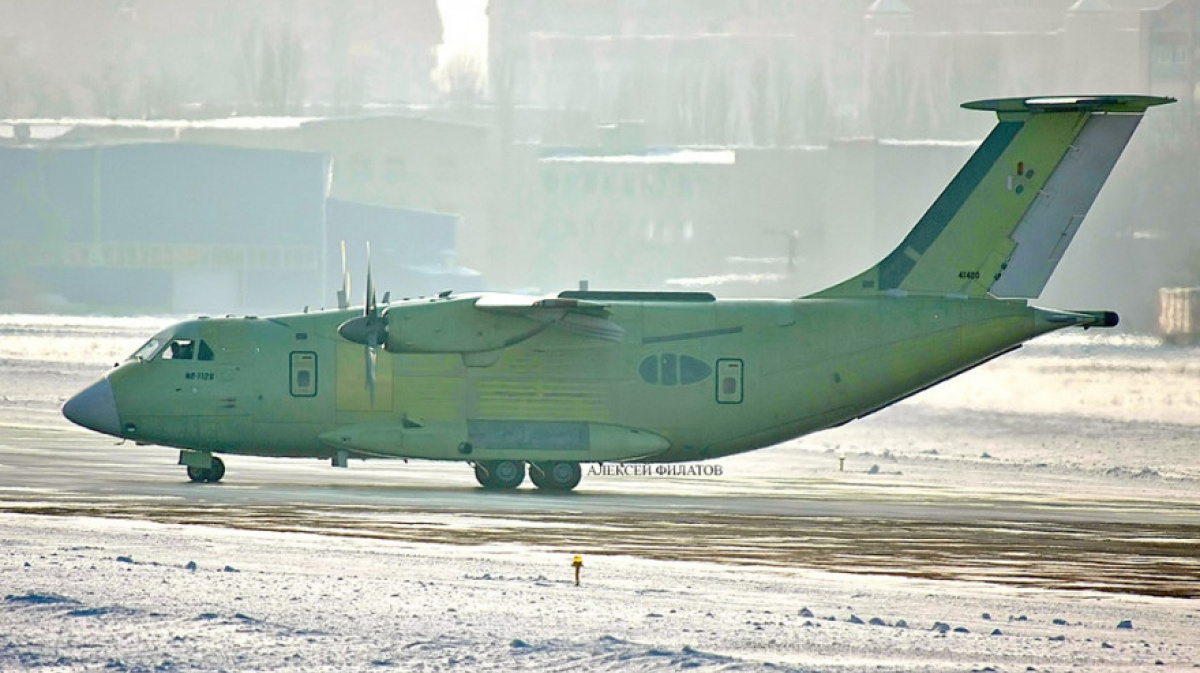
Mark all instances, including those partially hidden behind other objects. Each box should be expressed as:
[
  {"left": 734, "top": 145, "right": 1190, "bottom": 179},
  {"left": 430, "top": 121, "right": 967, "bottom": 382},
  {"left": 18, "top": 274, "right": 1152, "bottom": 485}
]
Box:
[{"left": 383, "top": 297, "right": 544, "bottom": 353}]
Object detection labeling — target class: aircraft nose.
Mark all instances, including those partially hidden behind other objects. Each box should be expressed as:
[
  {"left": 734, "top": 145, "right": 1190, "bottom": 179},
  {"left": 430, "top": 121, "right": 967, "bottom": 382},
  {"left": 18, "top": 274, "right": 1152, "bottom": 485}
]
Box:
[{"left": 62, "top": 378, "right": 122, "bottom": 437}]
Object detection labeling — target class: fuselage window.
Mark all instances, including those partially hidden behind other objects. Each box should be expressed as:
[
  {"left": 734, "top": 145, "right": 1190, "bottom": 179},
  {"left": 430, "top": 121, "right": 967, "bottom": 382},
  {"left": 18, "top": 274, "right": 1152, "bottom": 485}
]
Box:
[
  {"left": 639, "top": 353, "right": 712, "bottom": 386},
  {"left": 198, "top": 340, "right": 215, "bottom": 361},
  {"left": 162, "top": 339, "right": 195, "bottom": 360},
  {"left": 638, "top": 355, "right": 659, "bottom": 384},
  {"left": 660, "top": 354, "right": 678, "bottom": 385},
  {"left": 678, "top": 355, "right": 712, "bottom": 384}
]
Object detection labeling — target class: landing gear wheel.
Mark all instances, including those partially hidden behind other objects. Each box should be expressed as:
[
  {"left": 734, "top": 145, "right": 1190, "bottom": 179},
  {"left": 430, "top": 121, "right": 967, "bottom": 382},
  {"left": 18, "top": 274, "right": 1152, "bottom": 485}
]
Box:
[
  {"left": 208, "top": 456, "right": 225, "bottom": 483},
  {"left": 186, "top": 456, "right": 226, "bottom": 484},
  {"left": 474, "top": 460, "right": 525, "bottom": 490},
  {"left": 531, "top": 461, "right": 581, "bottom": 492}
]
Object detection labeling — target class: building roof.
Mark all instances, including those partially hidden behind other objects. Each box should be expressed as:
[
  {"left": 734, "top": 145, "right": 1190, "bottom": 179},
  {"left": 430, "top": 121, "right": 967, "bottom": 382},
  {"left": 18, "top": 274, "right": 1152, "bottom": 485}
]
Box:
[
  {"left": 1069, "top": 0, "right": 1115, "bottom": 12},
  {"left": 539, "top": 149, "right": 735, "bottom": 165},
  {"left": 866, "top": 0, "right": 913, "bottom": 15}
]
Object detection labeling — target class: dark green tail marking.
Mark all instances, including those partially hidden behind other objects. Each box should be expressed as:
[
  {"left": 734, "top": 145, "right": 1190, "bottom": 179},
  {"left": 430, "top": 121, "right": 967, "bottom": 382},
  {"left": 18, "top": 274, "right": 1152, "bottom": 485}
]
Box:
[{"left": 878, "top": 121, "right": 1022, "bottom": 290}]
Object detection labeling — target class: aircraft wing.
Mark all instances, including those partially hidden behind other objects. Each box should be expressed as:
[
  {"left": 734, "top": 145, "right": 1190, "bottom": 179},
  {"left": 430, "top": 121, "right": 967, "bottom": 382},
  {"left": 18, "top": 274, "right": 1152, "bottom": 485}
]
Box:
[
  {"left": 473, "top": 294, "right": 625, "bottom": 342},
  {"left": 339, "top": 292, "right": 626, "bottom": 363}
]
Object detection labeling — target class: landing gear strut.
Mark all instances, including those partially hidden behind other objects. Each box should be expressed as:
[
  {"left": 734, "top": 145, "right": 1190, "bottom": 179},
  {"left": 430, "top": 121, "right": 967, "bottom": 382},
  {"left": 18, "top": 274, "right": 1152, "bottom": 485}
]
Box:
[
  {"left": 529, "top": 461, "right": 582, "bottom": 492},
  {"left": 186, "top": 456, "right": 225, "bottom": 483},
  {"left": 474, "top": 460, "right": 525, "bottom": 490}
]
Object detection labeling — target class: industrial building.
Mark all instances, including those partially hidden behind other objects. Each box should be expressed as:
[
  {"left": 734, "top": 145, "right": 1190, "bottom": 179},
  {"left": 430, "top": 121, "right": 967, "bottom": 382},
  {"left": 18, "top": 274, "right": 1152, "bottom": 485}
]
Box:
[{"left": 0, "top": 118, "right": 477, "bottom": 314}]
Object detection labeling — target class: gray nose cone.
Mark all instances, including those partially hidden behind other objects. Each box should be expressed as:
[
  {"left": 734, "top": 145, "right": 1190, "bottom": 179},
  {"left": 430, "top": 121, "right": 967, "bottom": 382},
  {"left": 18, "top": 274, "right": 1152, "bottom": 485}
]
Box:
[{"left": 63, "top": 378, "right": 122, "bottom": 437}]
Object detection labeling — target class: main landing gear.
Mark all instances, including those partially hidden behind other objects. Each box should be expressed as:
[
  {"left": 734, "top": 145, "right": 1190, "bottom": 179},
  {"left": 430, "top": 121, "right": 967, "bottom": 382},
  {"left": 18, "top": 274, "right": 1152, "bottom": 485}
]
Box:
[
  {"left": 474, "top": 460, "right": 581, "bottom": 492},
  {"left": 185, "top": 456, "right": 225, "bottom": 483},
  {"left": 529, "top": 461, "right": 582, "bottom": 492},
  {"left": 474, "top": 460, "right": 525, "bottom": 489}
]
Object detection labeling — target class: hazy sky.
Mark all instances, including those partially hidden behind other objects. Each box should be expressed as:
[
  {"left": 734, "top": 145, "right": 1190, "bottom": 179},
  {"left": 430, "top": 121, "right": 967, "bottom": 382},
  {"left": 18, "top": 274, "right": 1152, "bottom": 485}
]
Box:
[{"left": 437, "top": 0, "right": 488, "bottom": 72}]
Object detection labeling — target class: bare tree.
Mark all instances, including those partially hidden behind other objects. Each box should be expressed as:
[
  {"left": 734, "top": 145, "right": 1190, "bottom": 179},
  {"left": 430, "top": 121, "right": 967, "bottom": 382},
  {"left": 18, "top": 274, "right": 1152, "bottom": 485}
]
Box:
[
  {"left": 802, "top": 74, "right": 829, "bottom": 143},
  {"left": 140, "top": 70, "right": 190, "bottom": 119},
  {"left": 89, "top": 58, "right": 134, "bottom": 118},
  {"left": 491, "top": 54, "right": 517, "bottom": 146},
  {"left": 749, "top": 58, "right": 770, "bottom": 146},
  {"left": 621, "top": 40, "right": 670, "bottom": 134},
  {"left": 237, "top": 24, "right": 306, "bottom": 115},
  {"left": 663, "top": 63, "right": 701, "bottom": 144},
  {"left": 774, "top": 63, "right": 799, "bottom": 147},
  {"left": 702, "top": 65, "right": 735, "bottom": 145},
  {"left": 615, "top": 64, "right": 657, "bottom": 123},
  {"left": 0, "top": 53, "right": 15, "bottom": 118},
  {"left": 331, "top": 70, "right": 366, "bottom": 116},
  {"left": 440, "top": 52, "right": 485, "bottom": 107}
]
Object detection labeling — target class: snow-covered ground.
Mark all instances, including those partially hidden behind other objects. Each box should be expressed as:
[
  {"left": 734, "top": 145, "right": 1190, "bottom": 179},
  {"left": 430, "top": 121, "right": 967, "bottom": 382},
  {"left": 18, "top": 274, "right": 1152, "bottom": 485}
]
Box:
[
  {"left": 3, "top": 514, "right": 1198, "bottom": 672},
  {"left": 1, "top": 315, "right": 1199, "bottom": 671}
]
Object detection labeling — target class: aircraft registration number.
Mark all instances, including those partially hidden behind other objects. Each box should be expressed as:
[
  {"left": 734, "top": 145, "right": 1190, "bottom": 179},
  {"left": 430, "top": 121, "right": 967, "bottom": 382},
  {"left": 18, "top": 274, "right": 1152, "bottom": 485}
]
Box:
[{"left": 185, "top": 372, "right": 215, "bottom": 381}]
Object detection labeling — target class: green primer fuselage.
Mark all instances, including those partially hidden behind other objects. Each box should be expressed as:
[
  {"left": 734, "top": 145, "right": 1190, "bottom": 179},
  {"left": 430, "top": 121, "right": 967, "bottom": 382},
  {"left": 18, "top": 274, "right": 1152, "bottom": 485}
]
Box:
[{"left": 107, "top": 294, "right": 1066, "bottom": 464}]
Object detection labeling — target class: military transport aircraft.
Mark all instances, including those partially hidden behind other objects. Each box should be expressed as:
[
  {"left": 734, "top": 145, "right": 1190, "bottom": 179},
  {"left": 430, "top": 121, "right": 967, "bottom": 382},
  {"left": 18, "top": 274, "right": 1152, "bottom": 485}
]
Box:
[{"left": 63, "top": 95, "right": 1172, "bottom": 492}]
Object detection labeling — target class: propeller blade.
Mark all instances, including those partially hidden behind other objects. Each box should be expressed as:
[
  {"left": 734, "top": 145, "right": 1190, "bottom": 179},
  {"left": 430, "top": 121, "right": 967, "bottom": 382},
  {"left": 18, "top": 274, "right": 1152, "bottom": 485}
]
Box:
[
  {"left": 365, "top": 242, "right": 376, "bottom": 318},
  {"left": 337, "top": 240, "right": 351, "bottom": 310},
  {"left": 336, "top": 242, "right": 385, "bottom": 406},
  {"left": 365, "top": 334, "right": 377, "bottom": 407}
]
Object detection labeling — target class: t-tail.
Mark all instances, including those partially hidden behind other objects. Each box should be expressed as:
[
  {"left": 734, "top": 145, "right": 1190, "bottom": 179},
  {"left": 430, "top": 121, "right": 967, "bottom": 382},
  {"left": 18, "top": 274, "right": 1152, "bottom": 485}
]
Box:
[{"left": 810, "top": 95, "right": 1174, "bottom": 301}]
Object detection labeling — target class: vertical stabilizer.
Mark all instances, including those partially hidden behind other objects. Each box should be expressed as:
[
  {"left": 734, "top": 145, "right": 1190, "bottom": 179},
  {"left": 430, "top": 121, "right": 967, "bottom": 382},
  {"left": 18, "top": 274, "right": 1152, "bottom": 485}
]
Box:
[{"left": 810, "top": 95, "right": 1173, "bottom": 299}]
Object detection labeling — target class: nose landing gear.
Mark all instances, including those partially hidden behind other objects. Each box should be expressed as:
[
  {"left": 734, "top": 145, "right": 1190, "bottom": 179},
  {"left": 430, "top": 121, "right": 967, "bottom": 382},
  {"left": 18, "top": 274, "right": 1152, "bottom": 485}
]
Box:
[{"left": 185, "top": 456, "right": 226, "bottom": 483}]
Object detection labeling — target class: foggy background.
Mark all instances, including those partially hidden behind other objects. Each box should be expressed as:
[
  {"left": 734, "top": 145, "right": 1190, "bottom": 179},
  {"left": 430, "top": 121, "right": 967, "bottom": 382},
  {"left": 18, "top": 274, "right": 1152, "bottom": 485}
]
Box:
[{"left": 0, "top": 0, "right": 1197, "bottom": 332}]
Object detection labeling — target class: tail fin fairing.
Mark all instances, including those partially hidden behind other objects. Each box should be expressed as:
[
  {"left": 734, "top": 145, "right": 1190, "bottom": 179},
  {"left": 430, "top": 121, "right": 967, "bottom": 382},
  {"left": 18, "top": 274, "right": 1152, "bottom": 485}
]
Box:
[{"left": 811, "top": 95, "right": 1173, "bottom": 300}]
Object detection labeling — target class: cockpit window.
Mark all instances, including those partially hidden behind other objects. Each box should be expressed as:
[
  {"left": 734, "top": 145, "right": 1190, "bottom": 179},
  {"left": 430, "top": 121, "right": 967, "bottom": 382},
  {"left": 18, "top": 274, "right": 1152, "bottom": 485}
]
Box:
[
  {"left": 162, "top": 339, "right": 196, "bottom": 360},
  {"left": 129, "top": 338, "right": 162, "bottom": 361},
  {"left": 132, "top": 336, "right": 214, "bottom": 362}
]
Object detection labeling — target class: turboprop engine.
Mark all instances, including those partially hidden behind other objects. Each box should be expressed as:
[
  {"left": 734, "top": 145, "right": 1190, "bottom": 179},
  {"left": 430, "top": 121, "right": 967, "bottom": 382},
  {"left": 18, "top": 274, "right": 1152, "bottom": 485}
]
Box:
[
  {"left": 336, "top": 257, "right": 623, "bottom": 401},
  {"left": 338, "top": 294, "right": 548, "bottom": 355}
]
